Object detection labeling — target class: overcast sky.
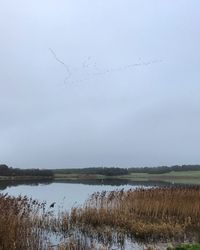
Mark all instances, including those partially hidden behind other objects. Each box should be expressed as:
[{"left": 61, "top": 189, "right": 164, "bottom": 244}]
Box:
[{"left": 0, "top": 0, "right": 200, "bottom": 168}]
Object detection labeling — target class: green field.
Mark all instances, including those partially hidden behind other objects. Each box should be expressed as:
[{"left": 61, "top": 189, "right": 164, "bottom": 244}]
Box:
[
  {"left": 168, "top": 244, "right": 200, "bottom": 250},
  {"left": 54, "top": 170, "right": 200, "bottom": 185},
  {"left": 119, "top": 171, "right": 200, "bottom": 184}
]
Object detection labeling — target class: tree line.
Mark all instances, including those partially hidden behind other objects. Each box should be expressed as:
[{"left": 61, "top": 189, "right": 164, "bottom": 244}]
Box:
[
  {"left": 128, "top": 165, "right": 200, "bottom": 174},
  {"left": 1, "top": 164, "right": 200, "bottom": 178},
  {"left": 0, "top": 165, "right": 53, "bottom": 177},
  {"left": 54, "top": 167, "right": 128, "bottom": 176},
  {"left": 54, "top": 165, "right": 200, "bottom": 176}
]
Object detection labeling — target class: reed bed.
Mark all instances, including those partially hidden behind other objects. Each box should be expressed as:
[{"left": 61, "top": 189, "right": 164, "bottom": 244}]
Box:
[
  {"left": 2, "top": 187, "right": 200, "bottom": 249},
  {"left": 0, "top": 193, "right": 47, "bottom": 250},
  {"left": 0, "top": 193, "right": 106, "bottom": 250},
  {"left": 69, "top": 187, "right": 200, "bottom": 241}
]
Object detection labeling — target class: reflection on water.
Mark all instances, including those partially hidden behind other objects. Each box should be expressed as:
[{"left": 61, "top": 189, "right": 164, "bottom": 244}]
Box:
[
  {"left": 63, "top": 230, "right": 145, "bottom": 250},
  {"left": 0, "top": 178, "right": 172, "bottom": 191},
  {"left": 0, "top": 179, "right": 53, "bottom": 191},
  {"left": 0, "top": 179, "right": 175, "bottom": 213},
  {"left": 55, "top": 178, "right": 171, "bottom": 186},
  {"left": 0, "top": 181, "right": 139, "bottom": 211},
  {"left": 0, "top": 179, "right": 172, "bottom": 211}
]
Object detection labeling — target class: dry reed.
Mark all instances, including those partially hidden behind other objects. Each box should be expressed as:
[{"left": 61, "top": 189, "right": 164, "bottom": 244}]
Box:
[
  {"left": 69, "top": 187, "right": 200, "bottom": 241},
  {"left": 0, "top": 194, "right": 102, "bottom": 250},
  {"left": 2, "top": 187, "right": 200, "bottom": 249}
]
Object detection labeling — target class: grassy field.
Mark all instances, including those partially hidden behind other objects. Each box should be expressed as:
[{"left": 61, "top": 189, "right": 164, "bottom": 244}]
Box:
[
  {"left": 54, "top": 170, "right": 200, "bottom": 185},
  {"left": 168, "top": 244, "right": 200, "bottom": 250},
  {"left": 119, "top": 171, "right": 200, "bottom": 184}
]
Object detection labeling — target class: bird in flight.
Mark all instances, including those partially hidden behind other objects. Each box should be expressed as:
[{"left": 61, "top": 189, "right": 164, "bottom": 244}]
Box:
[
  {"left": 49, "top": 48, "right": 163, "bottom": 85},
  {"left": 49, "top": 48, "right": 71, "bottom": 83}
]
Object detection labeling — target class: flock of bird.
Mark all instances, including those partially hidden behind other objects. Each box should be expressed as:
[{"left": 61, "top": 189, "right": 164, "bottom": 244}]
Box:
[{"left": 49, "top": 48, "right": 162, "bottom": 85}]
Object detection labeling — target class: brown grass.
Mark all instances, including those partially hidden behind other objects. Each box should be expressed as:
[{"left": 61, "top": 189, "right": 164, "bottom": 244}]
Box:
[
  {"left": 2, "top": 187, "right": 200, "bottom": 249},
  {"left": 0, "top": 193, "right": 104, "bottom": 250},
  {"left": 69, "top": 187, "right": 200, "bottom": 241},
  {"left": 0, "top": 193, "right": 47, "bottom": 249}
]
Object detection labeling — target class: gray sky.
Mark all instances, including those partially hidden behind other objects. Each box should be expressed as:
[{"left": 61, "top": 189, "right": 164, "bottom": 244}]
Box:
[{"left": 0, "top": 0, "right": 200, "bottom": 168}]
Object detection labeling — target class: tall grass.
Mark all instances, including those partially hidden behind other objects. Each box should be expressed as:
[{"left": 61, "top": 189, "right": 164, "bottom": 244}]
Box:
[
  {"left": 70, "top": 187, "right": 200, "bottom": 241},
  {"left": 0, "top": 193, "right": 47, "bottom": 249},
  {"left": 2, "top": 187, "right": 200, "bottom": 249},
  {"left": 0, "top": 193, "right": 106, "bottom": 250}
]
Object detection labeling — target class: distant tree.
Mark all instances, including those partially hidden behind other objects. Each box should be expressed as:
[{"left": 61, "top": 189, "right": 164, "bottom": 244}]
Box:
[
  {"left": 0, "top": 164, "right": 53, "bottom": 177},
  {"left": 128, "top": 165, "right": 200, "bottom": 174},
  {"left": 54, "top": 167, "right": 128, "bottom": 176}
]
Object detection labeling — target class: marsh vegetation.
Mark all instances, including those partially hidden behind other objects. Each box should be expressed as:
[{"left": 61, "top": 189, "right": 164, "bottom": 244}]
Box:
[
  {"left": 70, "top": 186, "right": 200, "bottom": 242},
  {"left": 1, "top": 186, "right": 200, "bottom": 249}
]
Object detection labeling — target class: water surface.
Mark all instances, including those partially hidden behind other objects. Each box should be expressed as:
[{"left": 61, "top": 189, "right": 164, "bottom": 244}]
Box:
[{"left": 0, "top": 179, "right": 160, "bottom": 210}]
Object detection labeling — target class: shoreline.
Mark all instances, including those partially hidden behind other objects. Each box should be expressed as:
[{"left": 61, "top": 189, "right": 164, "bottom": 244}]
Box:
[{"left": 0, "top": 170, "right": 200, "bottom": 185}]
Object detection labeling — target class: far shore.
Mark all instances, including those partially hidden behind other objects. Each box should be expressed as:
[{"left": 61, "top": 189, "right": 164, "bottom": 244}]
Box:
[
  {"left": 0, "top": 175, "right": 53, "bottom": 181},
  {"left": 54, "top": 171, "right": 200, "bottom": 185},
  {"left": 0, "top": 170, "right": 196, "bottom": 185},
  {"left": 1, "top": 168, "right": 200, "bottom": 185}
]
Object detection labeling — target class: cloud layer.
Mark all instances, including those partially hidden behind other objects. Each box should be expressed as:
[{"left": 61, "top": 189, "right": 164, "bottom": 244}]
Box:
[{"left": 0, "top": 0, "right": 200, "bottom": 168}]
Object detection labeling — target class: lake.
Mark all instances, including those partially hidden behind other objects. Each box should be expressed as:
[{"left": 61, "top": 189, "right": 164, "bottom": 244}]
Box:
[{"left": 0, "top": 179, "right": 163, "bottom": 211}]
